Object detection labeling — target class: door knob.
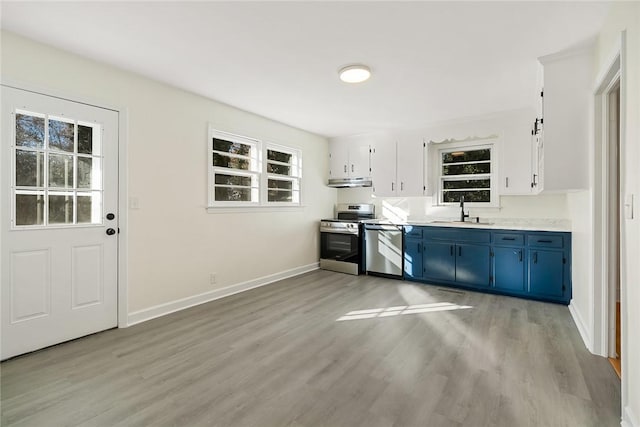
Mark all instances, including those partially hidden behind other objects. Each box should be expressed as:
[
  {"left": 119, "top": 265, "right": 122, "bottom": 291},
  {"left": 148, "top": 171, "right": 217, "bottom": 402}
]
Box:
[
  {"left": 106, "top": 228, "right": 116, "bottom": 236},
  {"left": 106, "top": 213, "right": 115, "bottom": 220}
]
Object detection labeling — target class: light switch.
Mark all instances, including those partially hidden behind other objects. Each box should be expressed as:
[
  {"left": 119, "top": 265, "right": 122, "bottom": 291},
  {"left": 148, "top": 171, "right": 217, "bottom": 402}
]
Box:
[
  {"left": 624, "top": 194, "right": 634, "bottom": 219},
  {"left": 129, "top": 196, "right": 140, "bottom": 210}
]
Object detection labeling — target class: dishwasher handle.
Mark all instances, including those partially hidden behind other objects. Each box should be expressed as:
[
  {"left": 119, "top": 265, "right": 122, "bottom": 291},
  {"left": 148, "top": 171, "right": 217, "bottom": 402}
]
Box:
[{"left": 364, "top": 224, "right": 402, "bottom": 232}]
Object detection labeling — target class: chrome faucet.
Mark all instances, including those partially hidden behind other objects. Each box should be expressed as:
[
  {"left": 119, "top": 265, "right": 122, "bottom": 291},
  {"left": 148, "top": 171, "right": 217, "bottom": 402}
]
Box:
[{"left": 460, "top": 196, "right": 470, "bottom": 222}]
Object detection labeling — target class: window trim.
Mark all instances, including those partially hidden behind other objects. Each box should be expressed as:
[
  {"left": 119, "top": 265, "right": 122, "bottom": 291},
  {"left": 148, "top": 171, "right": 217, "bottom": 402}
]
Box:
[
  {"left": 207, "top": 127, "right": 303, "bottom": 209},
  {"left": 437, "top": 142, "right": 498, "bottom": 207}
]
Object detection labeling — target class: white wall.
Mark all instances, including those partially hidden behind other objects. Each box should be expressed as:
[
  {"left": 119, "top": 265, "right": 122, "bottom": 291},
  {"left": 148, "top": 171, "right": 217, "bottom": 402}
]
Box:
[
  {"left": 595, "top": 3, "right": 640, "bottom": 426},
  {"left": 0, "top": 31, "right": 336, "bottom": 319}
]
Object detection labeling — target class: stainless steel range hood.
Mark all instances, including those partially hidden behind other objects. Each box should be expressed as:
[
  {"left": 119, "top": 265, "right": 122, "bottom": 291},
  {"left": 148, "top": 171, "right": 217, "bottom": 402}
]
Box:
[{"left": 327, "top": 177, "right": 373, "bottom": 188}]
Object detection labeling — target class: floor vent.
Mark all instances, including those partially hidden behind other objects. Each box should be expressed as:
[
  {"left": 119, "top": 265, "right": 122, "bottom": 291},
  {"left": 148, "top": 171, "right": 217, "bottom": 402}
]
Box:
[{"left": 437, "top": 288, "right": 466, "bottom": 295}]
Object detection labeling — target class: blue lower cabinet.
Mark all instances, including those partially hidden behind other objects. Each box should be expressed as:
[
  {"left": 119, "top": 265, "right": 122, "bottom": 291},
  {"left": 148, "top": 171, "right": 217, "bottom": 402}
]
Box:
[
  {"left": 423, "top": 241, "right": 456, "bottom": 282},
  {"left": 529, "top": 249, "right": 565, "bottom": 299},
  {"left": 493, "top": 247, "right": 525, "bottom": 292},
  {"left": 455, "top": 244, "right": 491, "bottom": 287},
  {"left": 403, "top": 226, "right": 571, "bottom": 305},
  {"left": 404, "top": 237, "right": 424, "bottom": 280}
]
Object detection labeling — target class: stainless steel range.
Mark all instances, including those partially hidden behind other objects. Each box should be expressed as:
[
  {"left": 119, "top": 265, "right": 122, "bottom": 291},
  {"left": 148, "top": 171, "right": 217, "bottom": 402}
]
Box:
[{"left": 319, "top": 204, "right": 375, "bottom": 275}]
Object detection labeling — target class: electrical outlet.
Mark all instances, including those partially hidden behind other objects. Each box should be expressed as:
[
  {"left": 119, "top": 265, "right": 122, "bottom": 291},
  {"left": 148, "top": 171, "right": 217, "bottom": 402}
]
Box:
[{"left": 209, "top": 273, "right": 217, "bottom": 284}]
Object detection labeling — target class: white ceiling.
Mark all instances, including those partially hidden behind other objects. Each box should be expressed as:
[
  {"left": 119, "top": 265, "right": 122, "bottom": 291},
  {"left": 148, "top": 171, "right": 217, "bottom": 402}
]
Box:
[{"left": 1, "top": 1, "right": 611, "bottom": 138}]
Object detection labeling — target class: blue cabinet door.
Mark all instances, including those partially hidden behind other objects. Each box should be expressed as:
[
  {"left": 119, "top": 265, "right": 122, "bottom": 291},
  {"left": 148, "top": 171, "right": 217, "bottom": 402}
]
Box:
[
  {"left": 423, "top": 241, "right": 455, "bottom": 282},
  {"left": 404, "top": 237, "right": 423, "bottom": 280},
  {"left": 529, "top": 250, "right": 564, "bottom": 298},
  {"left": 494, "top": 247, "right": 525, "bottom": 292},
  {"left": 455, "top": 244, "right": 491, "bottom": 287}
]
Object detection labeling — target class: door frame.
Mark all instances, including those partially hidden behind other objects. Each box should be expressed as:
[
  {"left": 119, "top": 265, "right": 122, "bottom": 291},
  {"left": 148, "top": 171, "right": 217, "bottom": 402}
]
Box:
[
  {"left": 591, "top": 30, "right": 626, "bottom": 414},
  {"left": 1, "top": 80, "right": 129, "bottom": 329}
]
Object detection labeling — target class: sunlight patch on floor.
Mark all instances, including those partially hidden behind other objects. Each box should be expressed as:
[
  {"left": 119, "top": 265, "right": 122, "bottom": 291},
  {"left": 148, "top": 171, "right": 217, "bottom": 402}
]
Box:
[{"left": 336, "top": 302, "right": 472, "bottom": 321}]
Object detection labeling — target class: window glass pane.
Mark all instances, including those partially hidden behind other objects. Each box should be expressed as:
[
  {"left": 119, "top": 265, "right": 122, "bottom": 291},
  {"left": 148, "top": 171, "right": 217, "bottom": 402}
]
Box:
[
  {"left": 16, "top": 113, "right": 45, "bottom": 149},
  {"left": 267, "top": 163, "right": 291, "bottom": 175},
  {"left": 214, "top": 173, "right": 251, "bottom": 187},
  {"left": 77, "top": 157, "right": 91, "bottom": 189},
  {"left": 267, "top": 150, "right": 292, "bottom": 163},
  {"left": 268, "top": 190, "right": 293, "bottom": 202},
  {"left": 76, "top": 193, "right": 101, "bottom": 224},
  {"left": 15, "top": 194, "right": 44, "bottom": 226},
  {"left": 215, "top": 187, "right": 252, "bottom": 202},
  {"left": 442, "top": 190, "right": 490, "bottom": 203},
  {"left": 15, "top": 150, "right": 44, "bottom": 187},
  {"left": 268, "top": 179, "right": 293, "bottom": 190},
  {"left": 48, "top": 194, "right": 74, "bottom": 224},
  {"left": 49, "top": 153, "right": 74, "bottom": 188},
  {"left": 77, "top": 124, "right": 93, "bottom": 154},
  {"left": 49, "top": 119, "right": 74, "bottom": 152},
  {"left": 442, "top": 162, "right": 490, "bottom": 176},
  {"left": 442, "top": 149, "right": 490, "bottom": 164},
  {"left": 213, "top": 153, "right": 250, "bottom": 170},
  {"left": 213, "top": 138, "right": 251, "bottom": 156},
  {"left": 443, "top": 179, "right": 490, "bottom": 190}
]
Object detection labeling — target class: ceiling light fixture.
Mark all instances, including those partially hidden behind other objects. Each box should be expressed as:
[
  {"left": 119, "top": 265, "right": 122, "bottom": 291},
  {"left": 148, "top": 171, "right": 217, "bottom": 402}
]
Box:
[{"left": 339, "top": 64, "right": 371, "bottom": 83}]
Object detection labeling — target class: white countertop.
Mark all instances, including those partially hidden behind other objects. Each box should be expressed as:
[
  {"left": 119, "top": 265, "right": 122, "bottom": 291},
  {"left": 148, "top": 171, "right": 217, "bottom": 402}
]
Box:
[{"left": 365, "top": 218, "right": 571, "bottom": 232}]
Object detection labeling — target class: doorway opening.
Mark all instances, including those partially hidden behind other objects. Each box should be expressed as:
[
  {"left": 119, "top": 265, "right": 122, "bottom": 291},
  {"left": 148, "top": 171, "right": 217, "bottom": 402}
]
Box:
[{"left": 606, "top": 81, "right": 621, "bottom": 378}]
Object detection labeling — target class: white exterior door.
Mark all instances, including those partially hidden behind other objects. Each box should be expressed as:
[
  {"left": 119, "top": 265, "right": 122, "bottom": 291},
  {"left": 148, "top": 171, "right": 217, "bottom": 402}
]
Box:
[{"left": 1, "top": 86, "right": 119, "bottom": 359}]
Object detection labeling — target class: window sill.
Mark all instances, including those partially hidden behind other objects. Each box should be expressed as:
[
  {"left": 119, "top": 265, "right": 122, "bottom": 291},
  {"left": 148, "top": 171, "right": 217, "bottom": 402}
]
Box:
[{"left": 207, "top": 205, "right": 306, "bottom": 214}]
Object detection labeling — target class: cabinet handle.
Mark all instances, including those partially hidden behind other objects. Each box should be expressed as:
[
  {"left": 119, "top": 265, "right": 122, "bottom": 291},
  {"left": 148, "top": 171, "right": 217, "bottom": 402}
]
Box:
[
  {"left": 351, "top": 164, "right": 354, "bottom": 173},
  {"left": 417, "top": 243, "right": 421, "bottom": 253},
  {"left": 505, "top": 177, "right": 509, "bottom": 188},
  {"left": 458, "top": 246, "right": 462, "bottom": 257},
  {"left": 519, "top": 250, "right": 523, "bottom": 262},
  {"left": 533, "top": 252, "right": 538, "bottom": 264},
  {"left": 531, "top": 174, "right": 538, "bottom": 188},
  {"left": 537, "top": 239, "right": 552, "bottom": 243},
  {"left": 502, "top": 237, "right": 516, "bottom": 241},
  {"left": 401, "top": 182, "right": 404, "bottom": 191},
  {"left": 450, "top": 245, "right": 454, "bottom": 256},
  {"left": 344, "top": 165, "right": 347, "bottom": 173},
  {"left": 392, "top": 182, "right": 395, "bottom": 191}
]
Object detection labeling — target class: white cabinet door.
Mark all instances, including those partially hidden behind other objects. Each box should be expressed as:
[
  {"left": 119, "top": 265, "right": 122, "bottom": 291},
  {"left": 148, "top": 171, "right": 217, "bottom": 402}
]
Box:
[
  {"left": 328, "top": 141, "right": 349, "bottom": 179},
  {"left": 371, "top": 139, "right": 397, "bottom": 197},
  {"left": 397, "top": 135, "right": 425, "bottom": 196},
  {"left": 500, "top": 113, "right": 533, "bottom": 195},
  {"left": 537, "top": 49, "right": 590, "bottom": 191},
  {"left": 349, "top": 144, "right": 371, "bottom": 178}
]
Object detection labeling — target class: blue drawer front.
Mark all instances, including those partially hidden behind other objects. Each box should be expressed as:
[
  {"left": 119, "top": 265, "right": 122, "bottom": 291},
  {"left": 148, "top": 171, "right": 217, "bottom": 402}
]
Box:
[
  {"left": 493, "top": 232, "right": 524, "bottom": 246},
  {"left": 424, "top": 228, "right": 490, "bottom": 243},
  {"left": 527, "top": 234, "right": 564, "bottom": 248},
  {"left": 404, "top": 225, "right": 423, "bottom": 239}
]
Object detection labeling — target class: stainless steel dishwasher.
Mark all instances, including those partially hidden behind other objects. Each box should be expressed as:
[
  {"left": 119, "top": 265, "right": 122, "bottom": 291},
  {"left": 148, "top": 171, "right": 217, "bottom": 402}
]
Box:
[{"left": 364, "top": 223, "right": 404, "bottom": 278}]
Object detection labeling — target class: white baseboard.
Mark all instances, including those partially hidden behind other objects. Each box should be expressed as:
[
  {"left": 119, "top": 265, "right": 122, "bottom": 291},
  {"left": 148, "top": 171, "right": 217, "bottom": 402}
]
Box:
[
  {"left": 127, "top": 262, "right": 319, "bottom": 326},
  {"left": 622, "top": 405, "right": 639, "bottom": 427},
  {"left": 568, "top": 302, "right": 593, "bottom": 352}
]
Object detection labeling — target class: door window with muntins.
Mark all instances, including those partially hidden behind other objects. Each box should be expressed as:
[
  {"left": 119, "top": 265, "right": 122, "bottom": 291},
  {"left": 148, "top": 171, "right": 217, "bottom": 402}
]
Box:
[{"left": 13, "top": 110, "right": 103, "bottom": 227}]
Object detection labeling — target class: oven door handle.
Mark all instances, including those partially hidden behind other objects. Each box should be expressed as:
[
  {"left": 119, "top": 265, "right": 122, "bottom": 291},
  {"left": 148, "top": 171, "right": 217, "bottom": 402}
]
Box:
[{"left": 320, "top": 228, "right": 359, "bottom": 235}]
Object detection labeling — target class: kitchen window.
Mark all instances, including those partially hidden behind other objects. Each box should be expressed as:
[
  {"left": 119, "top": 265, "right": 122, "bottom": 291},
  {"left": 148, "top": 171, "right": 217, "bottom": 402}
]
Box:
[
  {"left": 266, "top": 144, "right": 301, "bottom": 204},
  {"left": 208, "top": 127, "right": 302, "bottom": 208},
  {"left": 439, "top": 145, "right": 495, "bottom": 205},
  {"left": 209, "top": 130, "right": 260, "bottom": 205}
]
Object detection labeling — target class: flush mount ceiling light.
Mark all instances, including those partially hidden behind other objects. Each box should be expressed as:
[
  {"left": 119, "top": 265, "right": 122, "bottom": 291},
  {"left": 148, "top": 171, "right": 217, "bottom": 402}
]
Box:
[{"left": 339, "top": 64, "right": 371, "bottom": 83}]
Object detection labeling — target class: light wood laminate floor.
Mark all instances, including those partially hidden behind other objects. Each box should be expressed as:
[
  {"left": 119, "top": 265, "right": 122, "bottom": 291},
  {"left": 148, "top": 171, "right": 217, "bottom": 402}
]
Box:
[{"left": 1, "top": 270, "right": 620, "bottom": 426}]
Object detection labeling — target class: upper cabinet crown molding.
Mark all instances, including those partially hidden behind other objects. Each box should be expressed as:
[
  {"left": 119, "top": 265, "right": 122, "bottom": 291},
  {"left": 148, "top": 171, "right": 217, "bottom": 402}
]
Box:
[{"left": 428, "top": 134, "right": 499, "bottom": 145}]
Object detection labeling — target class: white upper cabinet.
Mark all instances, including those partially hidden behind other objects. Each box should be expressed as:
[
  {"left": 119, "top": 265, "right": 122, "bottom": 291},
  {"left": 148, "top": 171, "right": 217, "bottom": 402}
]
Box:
[
  {"left": 532, "top": 47, "right": 593, "bottom": 193},
  {"left": 328, "top": 138, "right": 370, "bottom": 180},
  {"left": 500, "top": 110, "right": 535, "bottom": 195},
  {"left": 370, "top": 131, "right": 425, "bottom": 197}
]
